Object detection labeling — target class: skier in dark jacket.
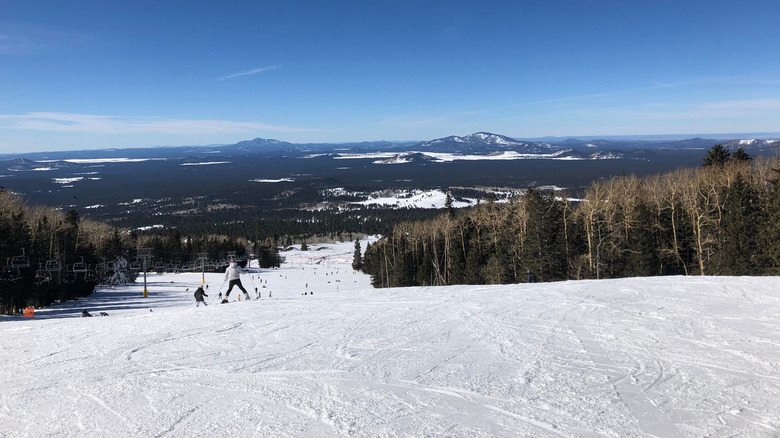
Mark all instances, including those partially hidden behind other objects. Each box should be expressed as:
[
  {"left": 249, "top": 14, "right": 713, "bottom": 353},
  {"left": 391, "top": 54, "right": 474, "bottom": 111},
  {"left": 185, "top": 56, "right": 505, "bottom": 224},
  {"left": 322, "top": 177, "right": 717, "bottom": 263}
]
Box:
[
  {"left": 527, "top": 270, "right": 537, "bottom": 283},
  {"left": 194, "top": 286, "right": 208, "bottom": 306}
]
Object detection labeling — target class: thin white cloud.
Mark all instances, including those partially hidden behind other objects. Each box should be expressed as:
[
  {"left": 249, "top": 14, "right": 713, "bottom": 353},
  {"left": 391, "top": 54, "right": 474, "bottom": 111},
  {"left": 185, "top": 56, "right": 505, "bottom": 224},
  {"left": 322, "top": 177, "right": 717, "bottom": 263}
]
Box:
[
  {"left": 218, "top": 66, "right": 278, "bottom": 81},
  {"left": 0, "top": 24, "right": 88, "bottom": 55},
  {"left": 0, "top": 112, "right": 310, "bottom": 134},
  {"left": 0, "top": 32, "right": 38, "bottom": 55}
]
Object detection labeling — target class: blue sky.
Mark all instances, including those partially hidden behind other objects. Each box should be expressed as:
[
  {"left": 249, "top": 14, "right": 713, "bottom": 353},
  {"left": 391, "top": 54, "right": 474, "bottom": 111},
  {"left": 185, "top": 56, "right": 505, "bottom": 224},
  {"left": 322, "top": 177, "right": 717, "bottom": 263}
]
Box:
[{"left": 2, "top": 0, "right": 780, "bottom": 153}]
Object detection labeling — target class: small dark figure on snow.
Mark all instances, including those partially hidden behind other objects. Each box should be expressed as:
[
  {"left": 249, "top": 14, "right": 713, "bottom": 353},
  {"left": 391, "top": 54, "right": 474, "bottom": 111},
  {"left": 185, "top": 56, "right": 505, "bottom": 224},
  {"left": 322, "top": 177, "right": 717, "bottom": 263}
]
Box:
[
  {"left": 527, "top": 270, "right": 537, "bottom": 283},
  {"left": 81, "top": 309, "right": 92, "bottom": 317},
  {"left": 194, "top": 286, "right": 208, "bottom": 307},
  {"left": 224, "top": 260, "right": 249, "bottom": 301},
  {"left": 99, "top": 312, "right": 109, "bottom": 316}
]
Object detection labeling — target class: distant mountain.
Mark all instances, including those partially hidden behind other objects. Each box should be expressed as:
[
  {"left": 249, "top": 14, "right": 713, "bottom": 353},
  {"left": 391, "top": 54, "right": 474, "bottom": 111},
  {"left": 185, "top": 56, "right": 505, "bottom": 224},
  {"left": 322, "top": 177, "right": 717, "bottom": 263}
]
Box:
[
  {"left": 551, "top": 137, "right": 718, "bottom": 151},
  {"left": 722, "top": 139, "right": 780, "bottom": 152},
  {"left": 2, "top": 132, "right": 777, "bottom": 164},
  {"left": 415, "top": 132, "right": 562, "bottom": 154}
]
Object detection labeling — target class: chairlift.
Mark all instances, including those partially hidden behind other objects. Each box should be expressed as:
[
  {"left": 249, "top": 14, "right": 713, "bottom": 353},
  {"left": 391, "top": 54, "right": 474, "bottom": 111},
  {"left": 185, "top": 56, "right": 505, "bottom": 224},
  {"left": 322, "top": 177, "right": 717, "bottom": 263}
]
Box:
[
  {"left": 84, "top": 269, "right": 98, "bottom": 282},
  {"left": 1, "top": 260, "right": 21, "bottom": 282},
  {"left": 96, "top": 262, "right": 108, "bottom": 274},
  {"left": 11, "top": 248, "right": 30, "bottom": 268},
  {"left": 130, "top": 260, "right": 142, "bottom": 271},
  {"left": 73, "top": 256, "right": 88, "bottom": 273},
  {"left": 35, "top": 263, "right": 49, "bottom": 284},
  {"left": 45, "top": 258, "right": 61, "bottom": 272},
  {"left": 63, "top": 267, "right": 77, "bottom": 283}
]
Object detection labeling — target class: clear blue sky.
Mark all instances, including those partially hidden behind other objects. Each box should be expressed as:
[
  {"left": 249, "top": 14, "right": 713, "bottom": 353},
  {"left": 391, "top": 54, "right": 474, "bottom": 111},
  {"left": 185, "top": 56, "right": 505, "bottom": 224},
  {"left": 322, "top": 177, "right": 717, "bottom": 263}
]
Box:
[{"left": 2, "top": 0, "right": 780, "bottom": 153}]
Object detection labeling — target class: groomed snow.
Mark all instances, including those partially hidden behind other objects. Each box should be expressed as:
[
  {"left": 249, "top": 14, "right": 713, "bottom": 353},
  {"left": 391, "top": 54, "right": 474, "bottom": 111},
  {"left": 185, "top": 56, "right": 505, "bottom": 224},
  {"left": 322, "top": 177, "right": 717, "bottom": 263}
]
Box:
[{"left": 1, "top": 241, "right": 779, "bottom": 437}]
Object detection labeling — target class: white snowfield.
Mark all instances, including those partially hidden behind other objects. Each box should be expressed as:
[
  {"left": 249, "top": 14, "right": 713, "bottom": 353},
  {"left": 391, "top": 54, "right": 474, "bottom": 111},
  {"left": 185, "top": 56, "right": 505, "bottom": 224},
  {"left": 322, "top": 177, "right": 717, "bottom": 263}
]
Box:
[{"left": 2, "top": 241, "right": 779, "bottom": 437}]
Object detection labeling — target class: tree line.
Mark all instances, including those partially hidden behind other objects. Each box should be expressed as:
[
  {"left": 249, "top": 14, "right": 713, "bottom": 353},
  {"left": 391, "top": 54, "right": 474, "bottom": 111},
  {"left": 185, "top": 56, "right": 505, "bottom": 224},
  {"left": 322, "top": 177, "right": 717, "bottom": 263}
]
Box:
[
  {"left": 361, "top": 146, "right": 779, "bottom": 287},
  {"left": 0, "top": 192, "right": 284, "bottom": 314}
]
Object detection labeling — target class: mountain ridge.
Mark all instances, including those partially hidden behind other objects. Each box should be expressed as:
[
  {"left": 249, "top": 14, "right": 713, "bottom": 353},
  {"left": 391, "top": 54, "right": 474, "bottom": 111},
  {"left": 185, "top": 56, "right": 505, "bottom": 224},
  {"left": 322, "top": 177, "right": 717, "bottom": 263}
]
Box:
[{"left": 2, "top": 132, "right": 777, "bottom": 162}]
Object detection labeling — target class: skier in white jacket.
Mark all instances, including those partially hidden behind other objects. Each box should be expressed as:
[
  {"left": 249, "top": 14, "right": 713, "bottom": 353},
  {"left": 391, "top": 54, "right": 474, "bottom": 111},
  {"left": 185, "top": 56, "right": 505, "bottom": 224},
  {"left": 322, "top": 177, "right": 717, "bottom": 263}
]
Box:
[{"left": 223, "top": 260, "right": 249, "bottom": 301}]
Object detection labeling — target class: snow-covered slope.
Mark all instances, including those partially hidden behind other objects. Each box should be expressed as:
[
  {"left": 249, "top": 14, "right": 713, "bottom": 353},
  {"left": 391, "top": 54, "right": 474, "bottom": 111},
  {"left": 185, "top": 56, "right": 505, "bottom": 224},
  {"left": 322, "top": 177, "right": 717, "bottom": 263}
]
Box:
[{"left": 1, "top": 241, "right": 779, "bottom": 437}]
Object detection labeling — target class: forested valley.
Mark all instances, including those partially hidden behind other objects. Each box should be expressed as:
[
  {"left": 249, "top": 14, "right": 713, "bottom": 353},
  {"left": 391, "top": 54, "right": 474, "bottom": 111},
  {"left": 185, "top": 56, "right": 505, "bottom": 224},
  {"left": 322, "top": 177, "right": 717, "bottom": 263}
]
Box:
[{"left": 3, "top": 145, "right": 778, "bottom": 313}]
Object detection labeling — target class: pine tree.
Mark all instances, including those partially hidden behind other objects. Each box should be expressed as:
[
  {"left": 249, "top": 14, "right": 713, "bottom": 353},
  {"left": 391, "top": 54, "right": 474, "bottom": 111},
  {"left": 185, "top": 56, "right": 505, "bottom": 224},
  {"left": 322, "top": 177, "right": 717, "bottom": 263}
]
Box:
[
  {"left": 731, "top": 147, "right": 752, "bottom": 162},
  {"left": 703, "top": 144, "right": 731, "bottom": 167},
  {"left": 352, "top": 239, "right": 362, "bottom": 270},
  {"left": 718, "top": 173, "right": 759, "bottom": 274},
  {"left": 444, "top": 192, "right": 454, "bottom": 218}
]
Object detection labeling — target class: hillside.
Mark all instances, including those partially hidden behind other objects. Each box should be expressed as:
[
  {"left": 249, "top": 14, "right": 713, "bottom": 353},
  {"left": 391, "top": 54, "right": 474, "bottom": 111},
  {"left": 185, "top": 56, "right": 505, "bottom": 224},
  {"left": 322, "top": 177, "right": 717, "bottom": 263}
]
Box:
[{"left": 1, "top": 241, "right": 778, "bottom": 437}]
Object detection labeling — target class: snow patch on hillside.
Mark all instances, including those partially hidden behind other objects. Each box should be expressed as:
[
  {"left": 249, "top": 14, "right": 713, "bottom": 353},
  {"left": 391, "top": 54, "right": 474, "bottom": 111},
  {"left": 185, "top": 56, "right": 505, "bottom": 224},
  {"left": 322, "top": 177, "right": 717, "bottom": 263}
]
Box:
[
  {"left": 250, "top": 178, "right": 295, "bottom": 183},
  {"left": 39, "top": 158, "right": 166, "bottom": 164},
  {"left": 52, "top": 177, "right": 84, "bottom": 184},
  {"left": 180, "top": 161, "right": 230, "bottom": 166},
  {"left": 356, "top": 189, "right": 475, "bottom": 208}
]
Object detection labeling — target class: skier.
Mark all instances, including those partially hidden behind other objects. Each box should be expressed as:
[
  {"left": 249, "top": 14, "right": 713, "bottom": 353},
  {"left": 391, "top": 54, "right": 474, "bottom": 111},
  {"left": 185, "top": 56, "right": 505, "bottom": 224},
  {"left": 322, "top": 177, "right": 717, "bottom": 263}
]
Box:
[
  {"left": 81, "top": 309, "right": 92, "bottom": 317},
  {"left": 223, "top": 260, "right": 249, "bottom": 303},
  {"left": 527, "top": 270, "right": 537, "bottom": 283},
  {"left": 194, "top": 286, "right": 208, "bottom": 307}
]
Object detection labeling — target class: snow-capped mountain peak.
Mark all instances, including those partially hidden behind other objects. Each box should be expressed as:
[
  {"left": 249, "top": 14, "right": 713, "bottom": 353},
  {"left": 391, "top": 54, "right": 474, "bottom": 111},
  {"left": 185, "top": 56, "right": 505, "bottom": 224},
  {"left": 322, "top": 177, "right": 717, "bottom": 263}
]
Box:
[{"left": 416, "top": 132, "right": 561, "bottom": 154}]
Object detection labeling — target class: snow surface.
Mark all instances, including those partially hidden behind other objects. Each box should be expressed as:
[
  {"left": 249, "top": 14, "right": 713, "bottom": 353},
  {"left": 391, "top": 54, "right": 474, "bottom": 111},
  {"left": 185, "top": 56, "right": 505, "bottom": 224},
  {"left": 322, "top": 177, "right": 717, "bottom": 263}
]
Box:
[
  {"left": 332, "top": 151, "right": 576, "bottom": 163},
  {"left": 180, "top": 161, "right": 230, "bottom": 166},
  {"left": 38, "top": 158, "right": 165, "bottom": 164},
  {"left": 356, "top": 189, "right": 475, "bottom": 209},
  {"left": 250, "top": 178, "right": 295, "bottom": 183},
  {"left": 2, "top": 241, "right": 780, "bottom": 437},
  {"left": 52, "top": 177, "right": 84, "bottom": 184}
]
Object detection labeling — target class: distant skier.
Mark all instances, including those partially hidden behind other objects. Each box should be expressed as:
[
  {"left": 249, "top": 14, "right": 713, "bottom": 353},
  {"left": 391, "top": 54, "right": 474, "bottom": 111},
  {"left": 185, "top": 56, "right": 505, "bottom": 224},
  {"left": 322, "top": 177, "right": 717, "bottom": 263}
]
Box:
[
  {"left": 194, "top": 286, "right": 208, "bottom": 307},
  {"left": 81, "top": 309, "right": 92, "bottom": 317},
  {"left": 223, "top": 260, "right": 249, "bottom": 302},
  {"left": 527, "top": 270, "right": 537, "bottom": 283}
]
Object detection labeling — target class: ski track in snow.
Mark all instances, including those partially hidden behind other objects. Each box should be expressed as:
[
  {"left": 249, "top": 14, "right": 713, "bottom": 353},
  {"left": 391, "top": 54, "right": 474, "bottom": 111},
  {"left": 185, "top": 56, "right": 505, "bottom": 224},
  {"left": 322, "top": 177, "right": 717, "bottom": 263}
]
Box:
[{"left": 2, "top": 242, "right": 780, "bottom": 437}]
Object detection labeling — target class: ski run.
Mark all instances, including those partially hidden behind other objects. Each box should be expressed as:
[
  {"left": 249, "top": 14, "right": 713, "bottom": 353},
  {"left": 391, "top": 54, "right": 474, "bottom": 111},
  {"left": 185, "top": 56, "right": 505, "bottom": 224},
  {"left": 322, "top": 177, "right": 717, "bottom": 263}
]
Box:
[{"left": 1, "top": 240, "right": 779, "bottom": 437}]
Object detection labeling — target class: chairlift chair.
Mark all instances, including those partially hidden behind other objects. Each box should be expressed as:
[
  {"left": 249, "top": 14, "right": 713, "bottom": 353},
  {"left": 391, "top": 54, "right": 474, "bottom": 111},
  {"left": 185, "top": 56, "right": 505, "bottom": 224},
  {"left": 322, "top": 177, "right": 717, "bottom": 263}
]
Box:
[
  {"left": 34, "top": 263, "right": 49, "bottom": 283},
  {"left": 45, "top": 258, "right": 61, "bottom": 272},
  {"left": 11, "top": 249, "right": 30, "bottom": 268},
  {"left": 63, "top": 266, "right": 77, "bottom": 283},
  {"left": 1, "top": 260, "right": 21, "bottom": 282},
  {"left": 84, "top": 268, "right": 98, "bottom": 282},
  {"left": 73, "top": 256, "right": 88, "bottom": 273}
]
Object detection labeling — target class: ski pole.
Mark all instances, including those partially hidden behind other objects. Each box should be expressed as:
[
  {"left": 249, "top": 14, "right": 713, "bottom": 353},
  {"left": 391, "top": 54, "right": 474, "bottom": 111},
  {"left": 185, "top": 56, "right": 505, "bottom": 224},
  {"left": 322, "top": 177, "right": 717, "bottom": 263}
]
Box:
[
  {"left": 247, "top": 267, "right": 259, "bottom": 298},
  {"left": 208, "top": 278, "right": 227, "bottom": 305}
]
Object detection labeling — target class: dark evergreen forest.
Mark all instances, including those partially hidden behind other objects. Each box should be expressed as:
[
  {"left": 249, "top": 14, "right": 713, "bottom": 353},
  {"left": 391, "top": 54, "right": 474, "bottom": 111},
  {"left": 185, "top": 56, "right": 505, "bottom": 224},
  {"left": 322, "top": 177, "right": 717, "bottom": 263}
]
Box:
[{"left": 361, "top": 147, "right": 780, "bottom": 287}]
